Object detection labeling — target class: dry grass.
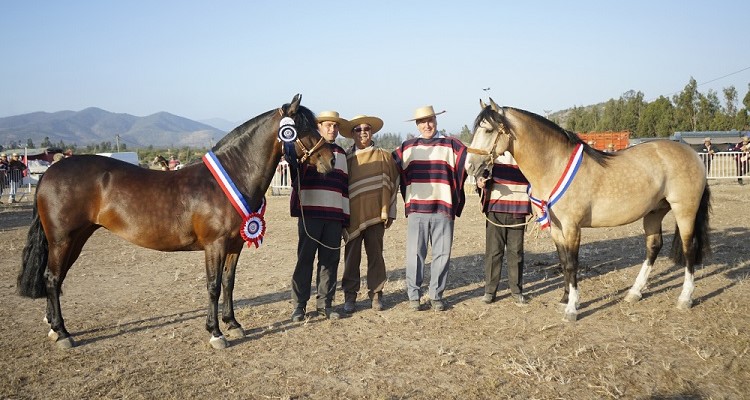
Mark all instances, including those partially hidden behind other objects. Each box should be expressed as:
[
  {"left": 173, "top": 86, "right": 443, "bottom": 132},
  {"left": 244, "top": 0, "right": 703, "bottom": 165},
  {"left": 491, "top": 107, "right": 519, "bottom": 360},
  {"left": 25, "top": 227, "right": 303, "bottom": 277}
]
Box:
[{"left": 0, "top": 182, "right": 748, "bottom": 399}]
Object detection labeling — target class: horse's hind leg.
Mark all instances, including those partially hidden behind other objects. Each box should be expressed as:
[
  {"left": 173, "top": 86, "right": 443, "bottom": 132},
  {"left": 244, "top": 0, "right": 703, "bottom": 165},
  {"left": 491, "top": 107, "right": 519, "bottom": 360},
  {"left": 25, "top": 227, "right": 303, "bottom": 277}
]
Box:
[
  {"left": 674, "top": 222, "right": 697, "bottom": 310},
  {"left": 625, "top": 208, "right": 669, "bottom": 303},
  {"left": 221, "top": 249, "right": 245, "bottom": 339},
  {"left": 204, "top": 245, "right": 229, "bottom": 349},
  {"left": 44, "top": 228, "right": 96, "bottom": 349}
]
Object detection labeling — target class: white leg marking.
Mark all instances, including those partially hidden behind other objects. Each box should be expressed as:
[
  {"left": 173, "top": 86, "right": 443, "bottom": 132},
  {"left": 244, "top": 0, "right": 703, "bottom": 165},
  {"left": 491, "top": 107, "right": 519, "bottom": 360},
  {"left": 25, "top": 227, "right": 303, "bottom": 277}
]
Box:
[
  {"left": 625, "top": 260, "right": 652, "bottom": 302},
  {"left": 563, "top": 284, "right": 579, "bottom": 321},
  {"left": 48, "top": 329, "right": 58, "bottom": 341},
  {"left": 677, "top": 268, "right": 695, "bottom": 309}
]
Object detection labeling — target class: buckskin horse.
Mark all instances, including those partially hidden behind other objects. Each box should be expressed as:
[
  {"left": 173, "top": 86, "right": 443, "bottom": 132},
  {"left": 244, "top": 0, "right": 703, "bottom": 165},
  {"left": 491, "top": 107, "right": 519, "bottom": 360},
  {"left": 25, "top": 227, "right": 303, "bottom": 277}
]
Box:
[
  {"left": 18, "top": 94, "right": 334, "bottom": 348},
  {"left": 466, "top": 99, "right": 710, "bottom": 322}
]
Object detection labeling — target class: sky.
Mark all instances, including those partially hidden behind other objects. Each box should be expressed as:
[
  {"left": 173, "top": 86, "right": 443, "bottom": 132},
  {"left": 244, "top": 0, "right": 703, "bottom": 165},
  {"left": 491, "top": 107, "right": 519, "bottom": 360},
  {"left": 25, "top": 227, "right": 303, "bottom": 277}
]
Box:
[{"left": 2, "top": 1, "right": 749, "bottom": 136}]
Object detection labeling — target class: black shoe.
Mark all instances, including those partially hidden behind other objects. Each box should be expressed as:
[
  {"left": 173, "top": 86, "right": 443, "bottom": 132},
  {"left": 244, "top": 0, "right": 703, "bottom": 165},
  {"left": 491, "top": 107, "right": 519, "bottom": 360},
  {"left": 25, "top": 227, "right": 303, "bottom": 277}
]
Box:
[
  {"left": 291, "top": 306, "right": 306, "bottom": 322},
  {"left": 317, "top": 307, "right": 341, "bottom": 320},
  {"left": 432, "top": 300, "right": 446, "bottom": 311}
]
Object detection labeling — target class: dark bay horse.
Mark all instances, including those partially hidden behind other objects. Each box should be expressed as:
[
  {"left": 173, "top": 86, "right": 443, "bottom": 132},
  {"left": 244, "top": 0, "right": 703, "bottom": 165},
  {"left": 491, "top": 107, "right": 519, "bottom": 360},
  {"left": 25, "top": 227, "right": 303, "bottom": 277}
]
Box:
[
  {"left": 466, "top": 99, "right": 710, "bottom": 322},
  {"left": 18, "top": 94, "right": 334, "bottom": 348}
]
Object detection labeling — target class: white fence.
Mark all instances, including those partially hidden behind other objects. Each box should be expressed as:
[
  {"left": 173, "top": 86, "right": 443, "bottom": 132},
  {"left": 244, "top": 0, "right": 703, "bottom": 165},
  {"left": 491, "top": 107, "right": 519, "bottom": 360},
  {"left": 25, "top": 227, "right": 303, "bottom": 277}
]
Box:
[
  {"left": 698, "top": 151, "right": 748, "bottom": 180},
  {"left": 266, "top": 152, "right": 748, "bottom": 197}
]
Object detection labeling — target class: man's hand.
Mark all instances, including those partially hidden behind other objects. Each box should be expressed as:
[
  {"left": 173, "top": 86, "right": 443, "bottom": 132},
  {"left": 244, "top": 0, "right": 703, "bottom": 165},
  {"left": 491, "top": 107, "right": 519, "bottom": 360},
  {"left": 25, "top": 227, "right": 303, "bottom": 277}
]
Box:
[{"left": 384, "top": 218, "right": 394, "bottom": 229}]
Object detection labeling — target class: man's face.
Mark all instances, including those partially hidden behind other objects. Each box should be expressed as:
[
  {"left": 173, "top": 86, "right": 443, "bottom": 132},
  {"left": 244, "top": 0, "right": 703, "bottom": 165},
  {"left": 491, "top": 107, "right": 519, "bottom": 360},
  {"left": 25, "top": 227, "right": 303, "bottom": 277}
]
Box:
[
  {"left": 352, "top": 124, "right": 372, "bottom": 149},
  {"left": 318, "top": 121, "right": 339, "bottom": 142},
  {"left": 416, "top": 116, "right": 437, "bottom": 139}
]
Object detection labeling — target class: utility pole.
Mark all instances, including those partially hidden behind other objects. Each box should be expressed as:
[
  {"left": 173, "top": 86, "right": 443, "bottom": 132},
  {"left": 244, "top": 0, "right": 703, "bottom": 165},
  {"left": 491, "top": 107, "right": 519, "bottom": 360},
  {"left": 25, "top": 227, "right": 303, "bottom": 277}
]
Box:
[{"left": 115, "top": 134, "right": 121, "bottom": 152}]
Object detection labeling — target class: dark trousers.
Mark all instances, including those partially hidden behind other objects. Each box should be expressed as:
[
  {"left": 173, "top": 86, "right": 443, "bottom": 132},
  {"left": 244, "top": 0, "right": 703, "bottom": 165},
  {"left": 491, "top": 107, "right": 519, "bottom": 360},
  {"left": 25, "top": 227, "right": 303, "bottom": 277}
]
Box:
[
  {"left": 484, "top": 212, "right": 526, "bottom": 295},
  {"left": 342, "top": 223, "right": 387, "bottom": 302},
  {"left": 292, "top": 217, "right": 342, "bottom": 309}
]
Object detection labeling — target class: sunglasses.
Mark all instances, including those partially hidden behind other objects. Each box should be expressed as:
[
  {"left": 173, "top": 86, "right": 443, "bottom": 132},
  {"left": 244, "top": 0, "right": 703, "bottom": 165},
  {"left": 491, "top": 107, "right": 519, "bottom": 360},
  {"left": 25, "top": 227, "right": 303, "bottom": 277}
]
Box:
[{"left": 353, "top": 126, "right": 371, "bottom": 133}]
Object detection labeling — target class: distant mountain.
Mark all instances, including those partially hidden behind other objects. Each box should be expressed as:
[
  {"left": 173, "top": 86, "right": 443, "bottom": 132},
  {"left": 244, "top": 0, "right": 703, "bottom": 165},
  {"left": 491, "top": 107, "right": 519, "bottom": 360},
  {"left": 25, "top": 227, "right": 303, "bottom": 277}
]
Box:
[
  {"left": 0, "top": 107, "right": 227, "bottom": 148},
  {"left": 199, "top": 117, "right": 242, "bottom": 132}
]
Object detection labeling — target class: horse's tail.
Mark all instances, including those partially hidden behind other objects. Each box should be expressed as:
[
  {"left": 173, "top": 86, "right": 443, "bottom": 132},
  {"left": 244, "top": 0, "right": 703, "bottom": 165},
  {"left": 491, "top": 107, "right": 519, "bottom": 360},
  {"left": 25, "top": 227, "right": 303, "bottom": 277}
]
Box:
[
  {"left": 18, "top": 194, "right": 49, "bottom": 298},
  {"left": 670, "top": 185, "right": 711, "bottom": 265}
]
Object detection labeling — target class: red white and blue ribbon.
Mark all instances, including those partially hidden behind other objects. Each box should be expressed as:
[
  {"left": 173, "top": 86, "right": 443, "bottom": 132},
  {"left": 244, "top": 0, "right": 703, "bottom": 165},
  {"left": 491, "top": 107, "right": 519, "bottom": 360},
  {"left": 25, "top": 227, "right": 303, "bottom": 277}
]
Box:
[
  {"left": 527, "top": 143, "right": 584, "bottom": 229},
  {"left": 203, "top": 151, "right": 267, "bottom": 248}
]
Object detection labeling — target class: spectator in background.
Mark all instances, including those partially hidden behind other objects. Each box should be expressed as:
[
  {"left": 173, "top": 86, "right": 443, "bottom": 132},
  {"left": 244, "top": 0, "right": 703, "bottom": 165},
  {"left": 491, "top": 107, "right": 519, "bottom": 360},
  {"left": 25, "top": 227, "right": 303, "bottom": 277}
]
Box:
[
  {"left": 0, "top": 154, "right": 8, "bottom": 203},
  {"left": 732, "top": 136, "right": 749, "bottom": 185},
  {"left": 701, "top": 137, "right": 716, "bottom": 176},
  {"left": 8, "top": 153, "right": 27, "bottom": 203},
  {"left": 605, "top": 143, "right": 616, "bottom": 153},
  {"left": 168, "top": 155, "right": 181, "bottom": 170}
]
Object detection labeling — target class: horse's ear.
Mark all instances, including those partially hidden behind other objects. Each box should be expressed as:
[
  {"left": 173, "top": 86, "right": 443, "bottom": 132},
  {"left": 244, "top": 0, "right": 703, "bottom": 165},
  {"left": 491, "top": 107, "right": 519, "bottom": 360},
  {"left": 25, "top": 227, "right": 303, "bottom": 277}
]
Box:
[
  {"left": 288, "top": 94, "right": 301, "bottom": 115},
  {"left": 480, "top": 99, "right": 487, "bottom": 110},
  {"left": 489, "top": 97, "right": 499, "bottom": 112}
]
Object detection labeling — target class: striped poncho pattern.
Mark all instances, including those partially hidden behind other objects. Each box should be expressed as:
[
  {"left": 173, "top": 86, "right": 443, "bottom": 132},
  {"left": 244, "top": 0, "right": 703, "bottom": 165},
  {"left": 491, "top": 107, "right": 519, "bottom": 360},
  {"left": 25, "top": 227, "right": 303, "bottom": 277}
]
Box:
[
  {"left": 290, "top": 143, "right": 350, "bottom": 226},
  {"left": 392, "top": 134, "right": 468, "bottom": 219},
  {"left": 481, "top": 153, "right": 532, "bottom": 216},
  {"left": 345, "top": 144, "right": 400, "bottom": 241}
]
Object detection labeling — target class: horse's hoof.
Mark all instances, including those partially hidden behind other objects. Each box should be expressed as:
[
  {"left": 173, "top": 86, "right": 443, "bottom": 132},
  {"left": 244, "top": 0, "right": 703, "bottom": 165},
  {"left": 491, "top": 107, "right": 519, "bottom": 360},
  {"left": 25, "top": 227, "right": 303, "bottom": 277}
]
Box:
[
  {"left": 209, "top": 335, "right": 228, "bottom": 349},
  {"left": 227, "top": 327, "right": 245, "bottom": 339},
  {"left": 676, "top": 299, "right": 693, "bottom": 310},
  {"left": 624, "top": 291, "right": 642, "bottom": 303},
  {"left": 47, "top": 329, "right": 59, "bottom": 341},
  {"left": 56, "top": 337, "right": 75, "bottom": 349},
  {"left": 562, "top": 312, "right": 578, "bottom": 322}
]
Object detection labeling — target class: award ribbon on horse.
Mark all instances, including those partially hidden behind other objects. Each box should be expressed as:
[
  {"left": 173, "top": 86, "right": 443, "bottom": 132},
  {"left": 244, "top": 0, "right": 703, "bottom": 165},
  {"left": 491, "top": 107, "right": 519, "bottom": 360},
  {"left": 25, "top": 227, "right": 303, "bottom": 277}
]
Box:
[
  {"left": 203, "top": 151, "right": 266, "bottom": 248},
  {"left": 527, "top": 143, "right": 584, "bottom": 229}
]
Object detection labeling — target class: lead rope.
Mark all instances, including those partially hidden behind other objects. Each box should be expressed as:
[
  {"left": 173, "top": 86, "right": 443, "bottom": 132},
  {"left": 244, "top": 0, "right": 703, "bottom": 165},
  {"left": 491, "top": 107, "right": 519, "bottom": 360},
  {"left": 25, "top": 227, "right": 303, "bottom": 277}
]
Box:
[{"left": 293, "top": 164, "right": 347, "bottom": 250}]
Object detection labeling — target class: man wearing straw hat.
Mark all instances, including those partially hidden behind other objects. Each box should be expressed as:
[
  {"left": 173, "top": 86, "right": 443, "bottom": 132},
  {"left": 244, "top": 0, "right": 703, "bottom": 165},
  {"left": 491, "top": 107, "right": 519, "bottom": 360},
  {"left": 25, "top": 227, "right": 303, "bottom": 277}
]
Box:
[
  {"left": 392, "top": 105, "right": 468, "bottom": 312},
  {"left": 339, "top": 115, "right": 400, "bottom": 313},
  {"left": 289, "top": 111, "right": 350, "bottom": 321},
  {"left": 700, "top": 137, "right": 715, "bottom": 176}
]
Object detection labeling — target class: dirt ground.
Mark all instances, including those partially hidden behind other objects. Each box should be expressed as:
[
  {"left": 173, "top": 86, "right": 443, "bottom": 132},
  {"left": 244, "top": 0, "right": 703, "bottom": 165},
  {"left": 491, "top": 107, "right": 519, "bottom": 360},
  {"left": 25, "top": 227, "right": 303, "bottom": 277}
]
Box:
[{"left": 0, "top": 181, "right": 748, "bottom": 399}]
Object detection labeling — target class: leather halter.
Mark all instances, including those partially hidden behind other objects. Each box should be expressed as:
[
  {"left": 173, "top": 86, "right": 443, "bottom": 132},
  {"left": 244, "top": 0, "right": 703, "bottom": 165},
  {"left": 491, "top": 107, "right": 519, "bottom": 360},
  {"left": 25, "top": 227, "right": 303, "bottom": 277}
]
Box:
[
  {"left": 277, "top": 108, "right": 326, "bottom": 165},
  {"left": 466, "top": 119, "right": 509, "bottom": 163}
]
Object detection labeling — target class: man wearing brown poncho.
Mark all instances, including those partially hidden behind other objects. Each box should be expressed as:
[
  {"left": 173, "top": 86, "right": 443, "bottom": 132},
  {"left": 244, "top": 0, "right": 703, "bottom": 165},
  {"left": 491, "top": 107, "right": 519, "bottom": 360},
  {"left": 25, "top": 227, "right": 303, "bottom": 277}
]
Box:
[{"left": 340, "top": 115, "right": 399, "bottom": 313}]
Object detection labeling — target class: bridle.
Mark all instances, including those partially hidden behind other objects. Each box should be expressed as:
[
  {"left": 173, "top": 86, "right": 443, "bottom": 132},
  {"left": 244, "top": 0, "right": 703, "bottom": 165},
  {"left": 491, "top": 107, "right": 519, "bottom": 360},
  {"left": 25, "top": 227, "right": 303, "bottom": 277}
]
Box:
[
  {"left": 277, "top": 108, "right": 326, "bottom": 166},
  {"left": 466, "top": 117, "right": 510, "bottom": 166}
]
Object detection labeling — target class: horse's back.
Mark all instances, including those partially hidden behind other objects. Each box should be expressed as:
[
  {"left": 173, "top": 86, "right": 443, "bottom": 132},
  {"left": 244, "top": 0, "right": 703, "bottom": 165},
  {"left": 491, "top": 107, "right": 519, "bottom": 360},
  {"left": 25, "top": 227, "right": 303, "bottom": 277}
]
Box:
[{"left": 37, "top": 155, "right": 231, "bottom": 251}]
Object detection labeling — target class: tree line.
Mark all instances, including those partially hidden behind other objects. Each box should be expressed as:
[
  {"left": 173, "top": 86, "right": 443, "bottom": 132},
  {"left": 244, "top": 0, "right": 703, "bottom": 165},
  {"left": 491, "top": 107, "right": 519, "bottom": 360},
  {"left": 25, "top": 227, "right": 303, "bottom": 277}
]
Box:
[{"left": 559, "top": 78, "right": 750, "bottom": 137}]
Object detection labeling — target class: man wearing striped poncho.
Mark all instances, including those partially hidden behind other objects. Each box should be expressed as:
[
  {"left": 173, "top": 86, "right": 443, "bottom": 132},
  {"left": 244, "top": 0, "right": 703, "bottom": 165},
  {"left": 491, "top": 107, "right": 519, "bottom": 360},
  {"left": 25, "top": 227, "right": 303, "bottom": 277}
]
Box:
[
  {"left": 340, "top": 115, "right": 400, "bottom": 313},
  {"left": 392, "top": 106, "right": 468, "bottom": 312}
]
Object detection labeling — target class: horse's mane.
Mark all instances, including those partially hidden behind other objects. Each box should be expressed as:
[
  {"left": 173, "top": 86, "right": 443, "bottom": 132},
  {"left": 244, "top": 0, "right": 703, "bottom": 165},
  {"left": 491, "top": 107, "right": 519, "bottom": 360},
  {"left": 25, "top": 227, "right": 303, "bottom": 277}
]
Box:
[
  {"left": 474, "top": 106, "right": 611, "bottom": 167},
  {"left": 213, "top": 104, "right": 317, "bottom": 152}
]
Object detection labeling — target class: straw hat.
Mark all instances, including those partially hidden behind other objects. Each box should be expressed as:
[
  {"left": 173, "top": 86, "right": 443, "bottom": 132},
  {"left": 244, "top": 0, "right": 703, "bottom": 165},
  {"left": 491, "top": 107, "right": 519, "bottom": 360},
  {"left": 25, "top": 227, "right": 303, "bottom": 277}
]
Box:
[
  {"left": 11, "top": 153, "right": 18, "bottom": 157},
  {"left": 742, "top": 136, "right": 749, "bottom": 143},
  {"left": 704, "top": 137, "right": 711, "bottom": 142},
  {"left": 340, "top": 115, "right": 384, "bottom": 139},
  {"left": 407, "top": 105, "right": 446, "bottom": 121},
  {"left": 316, "top": 110, "right": 347, "bottom": 126}
]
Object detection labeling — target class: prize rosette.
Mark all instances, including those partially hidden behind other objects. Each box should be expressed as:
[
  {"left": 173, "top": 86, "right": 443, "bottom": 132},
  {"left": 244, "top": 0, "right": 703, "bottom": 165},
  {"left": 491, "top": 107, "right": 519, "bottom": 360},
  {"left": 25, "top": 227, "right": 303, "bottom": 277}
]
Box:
[
  {"left": 278, "top": 117, "right": 297, "bottom": 142},
  {"left": 241, "top": 213, "right": 266, "bottom": 248}
]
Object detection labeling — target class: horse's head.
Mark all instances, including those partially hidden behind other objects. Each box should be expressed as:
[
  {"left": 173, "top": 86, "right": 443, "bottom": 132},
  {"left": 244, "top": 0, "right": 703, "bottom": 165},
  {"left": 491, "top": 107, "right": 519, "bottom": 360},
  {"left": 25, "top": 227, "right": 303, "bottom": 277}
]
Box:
[
  {"left": 279, "top": 94, "right": 334, "bottom": 174},
  {"left": 466, "top": 98, "right": 512, "bottom": 178}
]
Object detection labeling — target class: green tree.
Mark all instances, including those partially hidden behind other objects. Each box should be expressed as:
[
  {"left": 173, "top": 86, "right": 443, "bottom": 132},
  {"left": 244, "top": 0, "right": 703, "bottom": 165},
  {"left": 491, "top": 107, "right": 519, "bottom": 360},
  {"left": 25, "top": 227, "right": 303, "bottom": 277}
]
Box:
[
  {"left": 672, "top": 77, "right": 699, "bottom": 131},
  {"left": 41, "top": 136, "right": 52, "bottom": 147},
  {"left": 458, "top": 125, "right": 473, "bottom": 144}
]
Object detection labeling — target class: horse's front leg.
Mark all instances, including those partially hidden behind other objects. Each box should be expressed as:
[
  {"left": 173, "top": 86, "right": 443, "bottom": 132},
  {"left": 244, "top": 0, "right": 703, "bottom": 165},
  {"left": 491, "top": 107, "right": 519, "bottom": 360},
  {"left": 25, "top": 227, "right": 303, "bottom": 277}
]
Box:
[
  {"left": 221, "top": 250, "right": 246, "bottom": 339},
  {"left": 625, "top": 210, "right": 667, "bottom": 303},
  {"left": 551, "top": 226, "right": 581, "bottom": 322},
  {"left": 204, "top": 246, "right": 228, "bottom": 349}
]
